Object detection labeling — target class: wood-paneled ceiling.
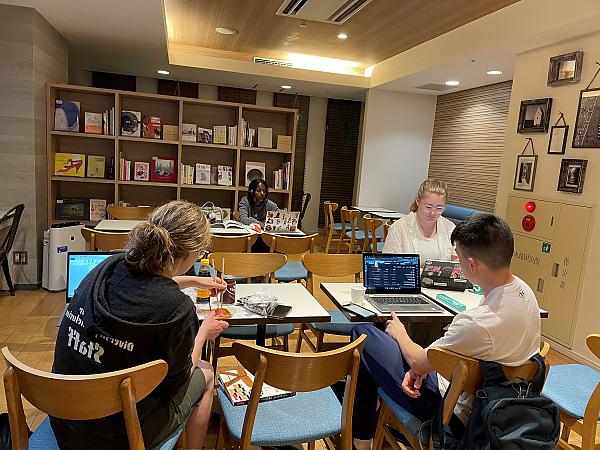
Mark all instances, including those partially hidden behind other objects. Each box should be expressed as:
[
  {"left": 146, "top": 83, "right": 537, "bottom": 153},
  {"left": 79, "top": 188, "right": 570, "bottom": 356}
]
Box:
[{"left": 165, "top": 0, "right": 520, "bottom": 68}]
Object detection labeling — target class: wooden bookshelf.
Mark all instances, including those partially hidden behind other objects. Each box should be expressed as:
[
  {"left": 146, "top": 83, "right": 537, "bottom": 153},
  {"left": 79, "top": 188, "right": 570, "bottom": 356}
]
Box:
[{"left": 47, "top": 83, "right": 297, "bottom": 224}]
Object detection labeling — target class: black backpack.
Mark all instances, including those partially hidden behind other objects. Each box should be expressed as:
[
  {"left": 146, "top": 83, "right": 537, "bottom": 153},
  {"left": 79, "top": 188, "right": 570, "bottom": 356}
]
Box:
[{"left": 428, "top": 353, "right": 560, "bottom": 450}]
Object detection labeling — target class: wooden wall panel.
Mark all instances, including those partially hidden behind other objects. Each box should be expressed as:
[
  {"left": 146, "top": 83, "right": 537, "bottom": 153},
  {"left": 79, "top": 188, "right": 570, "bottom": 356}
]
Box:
[
  {"left": 218, "top": 86, "right": 256, "bottom": 104},
  {"left": 428, "top": 81, "right": 512, "bottom": 212}
]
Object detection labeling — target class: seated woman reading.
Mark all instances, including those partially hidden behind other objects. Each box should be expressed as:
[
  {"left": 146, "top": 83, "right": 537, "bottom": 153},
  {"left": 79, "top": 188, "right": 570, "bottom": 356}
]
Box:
[
  {"left": 51, "top": 200, "right": 229, "bottom": 450},
  {"left": 238, "top": 178, "right": 279, "bottom": 228}
]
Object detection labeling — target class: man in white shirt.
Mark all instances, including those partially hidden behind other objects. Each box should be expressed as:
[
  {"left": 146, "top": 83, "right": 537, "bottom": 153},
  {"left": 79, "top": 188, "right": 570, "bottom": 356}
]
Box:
[{"left": 351, "top": 214, "right": 541, "bottom": 449}]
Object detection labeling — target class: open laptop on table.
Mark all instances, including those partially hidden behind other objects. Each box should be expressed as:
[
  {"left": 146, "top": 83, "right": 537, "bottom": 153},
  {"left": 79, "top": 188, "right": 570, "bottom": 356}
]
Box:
[{"left": 363, "top": 253, "right": 444, "bottom": 314}]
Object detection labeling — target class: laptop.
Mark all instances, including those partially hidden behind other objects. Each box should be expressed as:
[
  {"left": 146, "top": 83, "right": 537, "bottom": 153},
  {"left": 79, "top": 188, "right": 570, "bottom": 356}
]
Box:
[
  {"left": 263, "top": 211, "right": 300, "bottom": 232},
  {"left": 421, "top": 259, "right": 473, "bottom": 291},
  {"left": 66, "top": 252, "right": 113, "bottom": 302},
  {"left": 363, "top": 253, "right": 444, "bottom": 313}
]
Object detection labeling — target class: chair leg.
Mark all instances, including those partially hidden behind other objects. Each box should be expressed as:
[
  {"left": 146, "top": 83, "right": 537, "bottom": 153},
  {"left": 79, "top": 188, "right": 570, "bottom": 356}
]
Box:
[
  {"left": 373, "top": 402, "right": 389, "bottom": 450},
  {"left": 175, "top": 430, "right": 187, "bottom": 450},
  {"left": 295, "top": 324, "right": 305, "bottom": 352},
  {"left": 308, "top": 441, "right": 316, "bottom": 450},
  {"left": 1, "top": 258, "right": 14, "bottom": 296},
  {"left": 212, "top": 336, "right": 221, "bottom": 384},
  {"left": 315, "top": 330, "right": 325, "bottom": 352},
  {"left": 283, "top": 333, "right": 289, "bottom": 351}
]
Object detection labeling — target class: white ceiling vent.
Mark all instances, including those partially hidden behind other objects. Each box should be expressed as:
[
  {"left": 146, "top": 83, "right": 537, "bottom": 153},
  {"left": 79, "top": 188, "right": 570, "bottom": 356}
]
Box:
[
  {"left": 253, "top": 57, "right": 293, "bottom": 67},
  {"left": 415, "top": 84, "right": 457, "bottom": 92},
  {"left": 276, "top": 0, "right": 374, "bottom": 25}
]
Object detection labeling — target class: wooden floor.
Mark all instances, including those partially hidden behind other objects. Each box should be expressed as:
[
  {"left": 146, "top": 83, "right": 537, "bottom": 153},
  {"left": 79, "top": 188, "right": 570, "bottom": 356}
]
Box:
[{"left": 0, "top": 288, "right": 596, "bottom": 449}]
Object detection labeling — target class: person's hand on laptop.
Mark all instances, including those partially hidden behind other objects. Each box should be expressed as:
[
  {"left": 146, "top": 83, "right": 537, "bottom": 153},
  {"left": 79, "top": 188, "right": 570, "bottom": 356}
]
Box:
[{"left": 385, "top": 311, "right": 407, "bottom": 341}]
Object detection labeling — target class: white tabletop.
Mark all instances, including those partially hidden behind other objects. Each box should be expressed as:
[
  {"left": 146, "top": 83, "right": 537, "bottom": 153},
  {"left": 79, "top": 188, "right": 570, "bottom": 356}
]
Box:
[
  {"left": 352, "top": 206, "right": 395, "bottom": 213},
  {"left": 370, "top": 211, "right": 406, "bottom": 220},
  {"left": 95, "top": 220, "right": 142, "bottom": 232},
  {"left": 184, "top": 283, "right": 330, "bottom": 325}
]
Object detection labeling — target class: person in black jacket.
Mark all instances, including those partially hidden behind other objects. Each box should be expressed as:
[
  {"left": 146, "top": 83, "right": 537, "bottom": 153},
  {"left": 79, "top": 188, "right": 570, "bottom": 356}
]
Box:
[{"left": 51, "top": 200, "right": 229, "bottom": 450}]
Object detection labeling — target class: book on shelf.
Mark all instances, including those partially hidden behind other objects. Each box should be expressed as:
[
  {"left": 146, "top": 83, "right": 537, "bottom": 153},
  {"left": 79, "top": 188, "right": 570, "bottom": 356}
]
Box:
[
  {"left": 89, "top": 199, "right": 107, "bottom": 221},
  {"left": 150, "top": 156, "right": 177, "bottom": 183},
  {"left": 54, "top": 153, "right": 85, "bottom": 177},
  {"left": 84, "top": 112, "right": 103, "bottom": 134},
  {"left": 213, "top": 125, "right": 227, "bottom": 144},
  {"left": 218, "top": 165, "right": 233, "bottom": 186},
  {"left": 108, "top": 157, "right": 115, "bottom": 180},
  {"left": 142, "top": 116, "right": 162, "bottom": 139},
  {"left": 210, "top": 166, "right": 218, "bottom": 185},
  {"left": 195, "top": 163, "right": 211, "bottom": 185},
  {"left": 182, "top": 123, "right": 197, "bottom": 142},
  {"left": 55, "top": 198, "right": 89, "bottom": 221},
  {"left": 86, "top": 155, "right": 106, "bottom": 178},
  {"left": 181, "top": 164, "right": 194, "bottom": 185},
  {"left": 162, "top": 125, "right": 178, "bottom": 141},
  {"left": 197, "top": 127, "right": 213, "bottom": 144},
  {"left": 257, "top": 127, "right": 273, "bottom": 148},
  {"left": 119, "top": 153, "right": 132, "bottom": 181},
  {"left": 54, "top": 100, "right": 80, "bottom": 132},
  {"left": 272, "top": 161, "right": 291, "bottom": 190},
  {"left": 134, "top": 162, "right": 150, "bottom": 181},
  {"left": 248, "top": 128, "right": 256, "bottom": 147},
  {"left": 245, "top": 161, "right": 266, "bottom": 186},
  {"left": 277, "top": 135, "right": 292, "bottom": 151},
  {"left": 121, "top": 111, "right": 141, "bottom": 137},
  {"left": 227, "top": 125, "right": 237, "bottom": 146},
  {"left": 218, "top": 367, "right": 295, "bottom": 406}
]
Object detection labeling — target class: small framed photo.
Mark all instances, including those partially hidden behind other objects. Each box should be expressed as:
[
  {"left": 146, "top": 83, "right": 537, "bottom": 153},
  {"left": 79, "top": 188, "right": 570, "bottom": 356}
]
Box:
[
  {"left": 573, "top": 88, "right": 600, "bottom": 148},
  {"left": 514, "top": 154, "right": 538, "bottom": 191},
  {"left": 547, "top": 51, "right": 583, "bottom": 86},
  {"left": 557, "top": 158, "right": 587, "bottom": 193},
  {"left": 547, "top": 125, "right": 569, "bottom": 154},
  {"left": 518, "top": 98, "right": 552, "bottom": 133}
]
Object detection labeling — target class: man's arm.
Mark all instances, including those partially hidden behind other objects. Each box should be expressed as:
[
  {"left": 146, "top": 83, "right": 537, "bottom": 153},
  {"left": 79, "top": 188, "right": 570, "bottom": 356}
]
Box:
[{"left": 386, "top": 312, "right": 433, "bottom": 375}]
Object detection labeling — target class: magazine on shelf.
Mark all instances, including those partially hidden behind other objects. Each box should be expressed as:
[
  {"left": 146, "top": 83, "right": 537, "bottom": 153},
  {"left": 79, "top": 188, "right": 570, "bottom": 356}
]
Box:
[{"left": 218, "top": 367, "right": 295, "bottom": 406}]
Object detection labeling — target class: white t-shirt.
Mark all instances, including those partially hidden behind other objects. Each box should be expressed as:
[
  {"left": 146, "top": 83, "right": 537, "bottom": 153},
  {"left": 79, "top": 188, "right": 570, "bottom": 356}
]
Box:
[
  {"left": 428, "top": 275, "right": 541, "bottom": 423},
  {"left": 383, "top": 212, "right": 456, "bottom": 264}
]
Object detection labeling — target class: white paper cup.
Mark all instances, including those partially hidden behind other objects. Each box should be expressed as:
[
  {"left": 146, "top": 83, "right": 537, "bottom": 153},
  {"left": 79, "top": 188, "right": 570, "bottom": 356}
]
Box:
[{"left": 350, "top": 286, "right": 367, "bottom": 303}]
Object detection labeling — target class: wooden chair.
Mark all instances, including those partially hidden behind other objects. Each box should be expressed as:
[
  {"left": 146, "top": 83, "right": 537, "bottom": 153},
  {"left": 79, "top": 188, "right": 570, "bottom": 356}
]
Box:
[
  {"left": 106, "top": 205, "right": 153, "bottom": 220},
  {"left": 207, "top": 252, "right": 291, "bottom": 374},
  {"left": 233, "top": 211, "right": 241, "bottom": 221},
  {"left": 2, "top": 347, "right": 187, "bottom": 450},
  {"left": 296, "top": 253, "right": 367, "bottom": 352},
  {"left": 0, "top": 204, "right": 24, "bottom": 296},
  {"left": 373, "top": 346, "right": 549, "bottom": 450},
  {"left": 322, "top": 201, "right": 347, "bottom": 254},
  {"left": 81, "top": 228, "right": 129, "bottom": 251},
  {"left": 212, "top": 234, "right": 258, "bottom": 253},
  {"left": 543, "top": 334, "right": 600, "bottom": 450},
  {"left": 362, "top": 215, "right": 384, "bottom": 253},
  {"left": 337, "top": 207, "right": 363, "bottom": 254},
  {"left": 261, "top": 233, "right": 316, "bottom": 282},
  {"left": 217, "top": 335, "right": 366, "bottom": 450}
]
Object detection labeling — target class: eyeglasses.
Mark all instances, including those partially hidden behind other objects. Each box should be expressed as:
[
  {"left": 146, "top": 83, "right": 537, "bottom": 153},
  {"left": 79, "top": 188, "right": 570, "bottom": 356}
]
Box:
[{"left": 422, "top": 205, "right": 446, "bottom": 213}]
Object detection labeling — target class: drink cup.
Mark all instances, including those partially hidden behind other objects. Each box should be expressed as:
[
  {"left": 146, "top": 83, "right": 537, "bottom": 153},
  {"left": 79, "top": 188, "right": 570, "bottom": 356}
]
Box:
[{"left": 223, "top": 275, "right": 236, "bottom": 304}]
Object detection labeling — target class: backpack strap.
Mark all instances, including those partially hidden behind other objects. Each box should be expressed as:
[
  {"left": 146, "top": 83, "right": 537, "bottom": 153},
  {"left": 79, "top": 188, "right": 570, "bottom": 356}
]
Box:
[
  {"left": 528, "top": 353, "right": 546, "bottom": 393},
  {"left": 479, "top": 360, "right": 509, "bottom": 388}
]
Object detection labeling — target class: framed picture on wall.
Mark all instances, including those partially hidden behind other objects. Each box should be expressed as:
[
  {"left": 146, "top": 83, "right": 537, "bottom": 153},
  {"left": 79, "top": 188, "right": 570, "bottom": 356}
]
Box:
[
  {"left": 557, "top": 159, "right": 587, "bottom": 193},
  {"left": 513, "top": 154, "right": 538, "bottom": 191},
  {"left": 517, "top": 98, "right": 552, "bottom": 133},
  {"left": 573, "top": 88, "right": 600, "bottom": 147},
  {"left": 547, "top": 125, "right": 569, "bottom": 154},
  {"left": 547, "top": 51, "right": 584, "bottom": 86}
]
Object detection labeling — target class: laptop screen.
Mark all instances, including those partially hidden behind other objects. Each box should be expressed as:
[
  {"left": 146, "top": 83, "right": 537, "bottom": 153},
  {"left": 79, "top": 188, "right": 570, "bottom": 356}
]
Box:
[
  {"left": 66, "top": 252, "right": 112, "bottom": 301},
  {"left": 363, "top": 253, "right": 421, "bottom": 293}
]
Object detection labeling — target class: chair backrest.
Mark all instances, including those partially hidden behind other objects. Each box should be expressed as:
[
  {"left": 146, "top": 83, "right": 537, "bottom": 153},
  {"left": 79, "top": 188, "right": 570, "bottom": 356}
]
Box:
[
  {"left": 298, "top": 192, "right": 311, "bottom": 230},
  {"left": 81, "top": 228, "right": 129, "bottom": 251},
  {"left": 209, "top": 252, "right": 287, "bottom": 282},
  {"left": 302, "top": 253, "right": 362, "bottom": 295},
  {"left": 106, "top": 205, "right": 153, "bottom": 220},
  {"left": 232, "top": 334, "right": 366, "bottom": 450},
  {"left": 383, "top": 220, "right": 392, "bottom": 241},
  {"left": 2, "top": 347, "right": 167, "bottom": 450},
  {"left": 233, "top": 211, "right": 241, "bottom": 221},
  {"left": 212, "top": 234, "right": 258, "bottom": 253},
  {"left": 587, "top": 334, "right": 600, "bottom": 359},
  {"left": 261, "top": 233, "right": 316, "bottom": 255},
  {"left": 427, "top": 346, "right": 548, "bottom": 425},
  {"left": 323, "top": 201, "right": 338, "bottom": 231},
  {"left": 339, "top": 206, "right": 361, "bottom": 236},
  {"left": 0, "top": 204, "right": 24, "bottom": 255},
  {"left": 362, "top": 215, "right": 383, "bottom": 252}
]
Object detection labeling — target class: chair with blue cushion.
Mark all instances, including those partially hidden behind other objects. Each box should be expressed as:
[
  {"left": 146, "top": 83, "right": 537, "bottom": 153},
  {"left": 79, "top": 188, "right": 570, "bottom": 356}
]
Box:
[
  {"left": 322, "top": 201, "right": 350, "bottom": 254},
  {"left": 1, "top": 347, "right": 187, "bottom": 450},
  {"left": 296, "top": 253, "right": 367, "bottom": 352},
  {"left": 337, "top": 207, "right": 364, "bottom": 254},
  {"left": 362, "top": 215, "right": 384, "bottom": 253},
  {"left": 261, "top": 233, "right": 316, "bottom": 283},
  {"left": 373, "top": 346, "right": 549, "bottom": 450},
  {"left": 212, "top": 234, "right": 258, "bottom": 253},
  {"left": 542, "top": 334, "right": 600, "bottom": 450},
  {"left": 441, "top": 204, "right": 485, "bottom": 225},
  {"left": 217, "top": 334, "right": 366, "bottom": 450}
]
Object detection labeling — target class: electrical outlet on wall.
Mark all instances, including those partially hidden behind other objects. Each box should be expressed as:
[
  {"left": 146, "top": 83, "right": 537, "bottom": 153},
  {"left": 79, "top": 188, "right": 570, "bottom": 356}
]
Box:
[
  {"left": 20, "top": 251, "right": 27, "bottom": 265},
  {"left": 12, "top": 252, "right": 20, "bottom": 264}
]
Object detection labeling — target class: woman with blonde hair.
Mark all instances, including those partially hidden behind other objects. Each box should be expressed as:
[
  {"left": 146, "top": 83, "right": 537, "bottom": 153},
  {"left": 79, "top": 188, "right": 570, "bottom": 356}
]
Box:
[
  {"left": 51, "top": 200, "right": 228, "bottom": 450},
  {"left": 383, "top": 178, "right": 457, "bottom": 263}
]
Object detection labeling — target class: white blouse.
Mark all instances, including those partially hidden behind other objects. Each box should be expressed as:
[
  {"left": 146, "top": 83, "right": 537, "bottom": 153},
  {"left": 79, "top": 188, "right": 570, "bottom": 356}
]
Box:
[{"left": 382, "top": 212, "right": 456, "bottom": 264}]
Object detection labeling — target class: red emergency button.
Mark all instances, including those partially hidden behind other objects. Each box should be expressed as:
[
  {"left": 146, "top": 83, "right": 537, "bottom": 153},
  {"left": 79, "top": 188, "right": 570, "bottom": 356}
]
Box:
[
  {"left": 525, "top": 201, "right": 536, "bottom": 213},
  {"left": 522, "top": 215, "right": 536, "bottom": 232}
]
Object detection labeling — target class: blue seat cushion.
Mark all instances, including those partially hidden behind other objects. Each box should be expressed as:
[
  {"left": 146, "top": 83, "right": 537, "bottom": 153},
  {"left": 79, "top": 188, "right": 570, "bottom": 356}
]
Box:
[
  {"left": 311, "top": 310, "right": 368, "bottom": 336},
  {"left": 150, "top": 415, "right": 189, "bottom": 450},
  {"left": 376, "top": 241, "right": 384, "bottom": 252},
  {"left": 333, "top": 223, "right": 351, "bottom": 231},
  {"left": 221, "top": 323, "right": 294, "bottom": 339},
  {"left": 379, "top": 387, "right": 424, "bottom": 438},
  {"left": 275, "top": 262, "right": 308, "bottom": 282},
  {"left": 345, "top": 229, "right": 365, "bottom": 240},
  {"left": 542, "top": 364, "right": 600, "bottom": 419},
  {"left": 29, "top": 417, "right": 59, "bottom": 450},
  {"left": 218, "top": 386, "right": 341, "bottom": 446}
]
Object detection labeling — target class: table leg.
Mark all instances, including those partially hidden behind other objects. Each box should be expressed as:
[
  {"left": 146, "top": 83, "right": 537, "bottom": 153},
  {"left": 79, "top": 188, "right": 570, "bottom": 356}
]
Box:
[{"left": 256, "top": 324, "right": 267, "bottom": 347}]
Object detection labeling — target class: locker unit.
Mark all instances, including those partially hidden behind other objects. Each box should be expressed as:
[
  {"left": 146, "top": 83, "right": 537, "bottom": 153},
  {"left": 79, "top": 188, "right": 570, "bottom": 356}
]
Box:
[{"left": 505, "top": 195, "right": 593, "bottom": 348}]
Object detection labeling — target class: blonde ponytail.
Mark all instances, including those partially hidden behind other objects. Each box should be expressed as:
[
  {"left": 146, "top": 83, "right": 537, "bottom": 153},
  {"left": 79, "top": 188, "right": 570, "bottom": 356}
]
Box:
[{"left": 410, "top": 179, "right": 448, "bottom": 212}]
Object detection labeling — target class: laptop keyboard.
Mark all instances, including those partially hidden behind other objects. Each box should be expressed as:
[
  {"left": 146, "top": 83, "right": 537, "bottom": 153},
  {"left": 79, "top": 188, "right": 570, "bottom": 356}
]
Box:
[{"left": 372, "top": 296, "right": 428, "bottom": 305}]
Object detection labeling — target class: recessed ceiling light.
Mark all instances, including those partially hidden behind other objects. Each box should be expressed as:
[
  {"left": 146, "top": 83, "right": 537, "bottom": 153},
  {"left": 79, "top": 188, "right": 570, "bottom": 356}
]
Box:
[
  {"left": 157, "top": 69, "right": 170, "bottom": 75},
  {"left": 216, "top": 27, "right": 238, "bottom": 35},
  {"left": 281, "top": 85, "right": 292, "bottom": 89},
  {"left": 487, "top": 70, "right": 503, "bottom": 75},
  {"left": 337, "top": 33, "right": 348, "bottom": 40},
  {"left": 445, "top": 80, "right": 460, "bottom": 86}
]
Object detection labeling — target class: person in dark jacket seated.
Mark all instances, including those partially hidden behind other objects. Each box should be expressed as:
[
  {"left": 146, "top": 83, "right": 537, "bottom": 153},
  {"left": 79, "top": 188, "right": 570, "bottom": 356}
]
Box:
[
  {"left": 238, "top": 178, "right": 279, "bottom": 227},
  {"left": 51, "top": 200, "right": 229, "bottom": 450}
]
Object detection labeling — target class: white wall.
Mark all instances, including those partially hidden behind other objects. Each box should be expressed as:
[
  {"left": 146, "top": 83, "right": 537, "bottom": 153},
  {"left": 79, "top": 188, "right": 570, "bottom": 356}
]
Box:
[
  {"left": 302, "top": 97, "right": 328, "bottom": 233},
  {"left": 356, "top": 89, "right": 437, "bottom": 213}
]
